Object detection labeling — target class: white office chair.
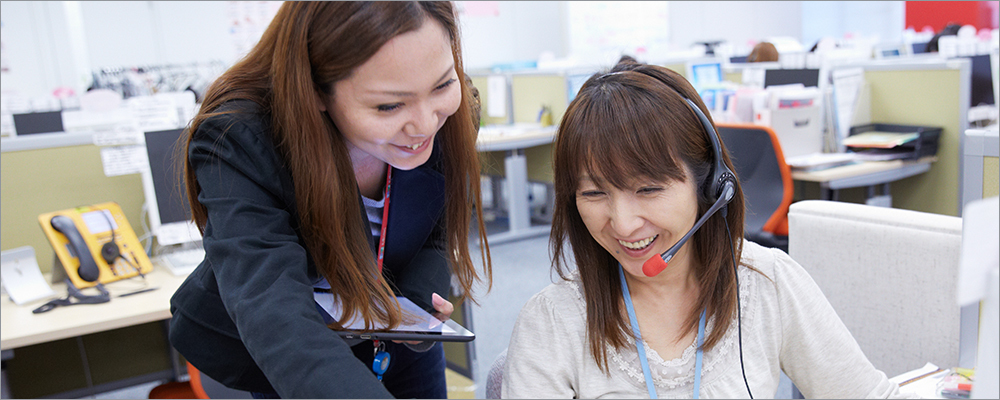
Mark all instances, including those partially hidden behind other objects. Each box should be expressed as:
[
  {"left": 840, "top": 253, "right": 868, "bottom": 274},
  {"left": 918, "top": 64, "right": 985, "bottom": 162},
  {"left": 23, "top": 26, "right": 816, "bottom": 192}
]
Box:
[{"left": 788, "top": 200, "right": 963, "bottom": 378}]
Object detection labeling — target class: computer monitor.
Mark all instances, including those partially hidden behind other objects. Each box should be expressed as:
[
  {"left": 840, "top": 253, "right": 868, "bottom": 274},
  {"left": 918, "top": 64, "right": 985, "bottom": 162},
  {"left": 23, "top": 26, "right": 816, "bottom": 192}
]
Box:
[
  {"left": 874, "top": 46, "right": 903, "bottom": 59},
  {"left": 965, "top": 54, "right": 996, "bottom": 107},
  {"left": 729, "top": 55, "right": 749, "bottom": 64},
  {"left": 686, "top": 60, "right": 723, "bottom": 92},
  {"left": 993, "top": 52, "right": 999, "bottom": 109},
  {"left": 763, "top": 68, "right": 820, "bottom": 88},
  {"left": 141, "top": 128, "right": 202, "bottom": 246},
  {"left": 12, "top": 111, "right": 64, "bottom": 135},
  {"left": 911, "top": 41, "right": 929, "bottom": 54},
  {"left": 567, "top": 72, "right": 592, "bottom": 103}
]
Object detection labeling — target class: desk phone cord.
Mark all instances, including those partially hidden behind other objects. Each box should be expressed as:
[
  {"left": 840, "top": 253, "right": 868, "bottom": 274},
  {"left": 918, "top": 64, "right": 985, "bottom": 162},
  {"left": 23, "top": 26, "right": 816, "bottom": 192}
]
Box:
[{"left": 32, "top": 278, "right": 110, "bottom": 314}]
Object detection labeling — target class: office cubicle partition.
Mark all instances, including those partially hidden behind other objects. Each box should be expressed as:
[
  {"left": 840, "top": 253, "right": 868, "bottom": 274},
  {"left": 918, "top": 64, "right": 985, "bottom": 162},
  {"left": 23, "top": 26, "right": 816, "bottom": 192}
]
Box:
[
  {"left": 1, "top": 135, "right": 169, "bottom": 398},
  {"left": 863, "top": 59, "right": 970, "bottom": 217},
  {"left": 793, "top": 58, "right": 970, "bottom": 218}
]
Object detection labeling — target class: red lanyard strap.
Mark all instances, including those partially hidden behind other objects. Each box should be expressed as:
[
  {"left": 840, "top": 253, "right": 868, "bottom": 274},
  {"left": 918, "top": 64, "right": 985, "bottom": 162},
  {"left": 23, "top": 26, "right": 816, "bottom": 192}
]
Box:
[{"left": 376, "top": 165, "right": 392, "bottom": 275}]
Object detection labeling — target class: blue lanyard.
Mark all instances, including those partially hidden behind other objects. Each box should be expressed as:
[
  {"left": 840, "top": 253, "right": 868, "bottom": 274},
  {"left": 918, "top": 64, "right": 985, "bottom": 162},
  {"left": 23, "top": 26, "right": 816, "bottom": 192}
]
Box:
[{"left": 619, "top": 265, "right": 707, "bottom": 399}]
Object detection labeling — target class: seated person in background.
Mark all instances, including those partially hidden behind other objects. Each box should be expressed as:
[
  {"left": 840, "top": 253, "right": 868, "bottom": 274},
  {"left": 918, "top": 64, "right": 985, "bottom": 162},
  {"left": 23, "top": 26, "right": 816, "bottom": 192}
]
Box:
[
  {"left": 748, "top": 41, "right": 779, "bottom": 62},
  {"left": 926, "top": 23, "right": 962, "bottom": 53},
  {"left": 502, "top": 59, "right": 907, "bottom": 398}
]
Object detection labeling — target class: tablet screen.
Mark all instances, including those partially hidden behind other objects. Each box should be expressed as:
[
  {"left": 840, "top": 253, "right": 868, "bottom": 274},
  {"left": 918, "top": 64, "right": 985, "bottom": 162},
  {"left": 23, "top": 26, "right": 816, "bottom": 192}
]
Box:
[{"left": 313, "top": 292, "right": 475, "bottom": 342}]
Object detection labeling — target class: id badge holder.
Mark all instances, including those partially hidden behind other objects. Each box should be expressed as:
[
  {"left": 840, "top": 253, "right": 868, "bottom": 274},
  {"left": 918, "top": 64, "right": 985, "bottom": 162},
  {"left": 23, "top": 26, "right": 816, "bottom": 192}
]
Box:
[{"left": 373, "top": 340, "right": 390, "bottom": 381}]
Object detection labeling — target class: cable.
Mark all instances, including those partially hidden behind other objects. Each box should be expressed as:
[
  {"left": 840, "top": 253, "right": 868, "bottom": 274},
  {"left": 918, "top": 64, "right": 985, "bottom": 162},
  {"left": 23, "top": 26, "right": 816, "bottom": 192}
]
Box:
[{"left": 725, "top": 217, "right": 753, "bottom": 399}]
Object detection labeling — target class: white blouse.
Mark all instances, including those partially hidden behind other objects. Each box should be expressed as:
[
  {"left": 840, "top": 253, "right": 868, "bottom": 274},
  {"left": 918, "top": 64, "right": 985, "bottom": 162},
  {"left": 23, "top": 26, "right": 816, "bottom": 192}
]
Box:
[{"left": 502, "top": 240, "right": 909, "bottom": 399}]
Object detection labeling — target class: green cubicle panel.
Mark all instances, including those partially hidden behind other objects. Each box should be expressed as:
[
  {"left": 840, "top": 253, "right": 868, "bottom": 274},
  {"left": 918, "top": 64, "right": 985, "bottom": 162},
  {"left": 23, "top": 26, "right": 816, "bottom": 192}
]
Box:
[
  {"left": 511, "top": 74, "right": 568, "bottom": 124},
  {"left": 793, "top": 63, "right": 966, "bottom": 217},
  {"left": 985, "top": 157, "right": 999, "bottom": 198},
  {"left": 865, "top": 67, "right": 963, "bottom": 217},
  {"left": 2, "top": 142, "right": 171, "bottom": 398},
  {"left": 724, "top": 70, "right": 743, "bottom": 84},
  {"left": 511, "top": 74, "right": 566, "bottom": 185},
  {"left": 469, "top": 75, "right": 510, "bottom": 127},
  {"left": 663, "top": 63, "right": 687, "bottom": 78},
  {"left": 1, "top": 144, "right": 146, "bottom": 274}
]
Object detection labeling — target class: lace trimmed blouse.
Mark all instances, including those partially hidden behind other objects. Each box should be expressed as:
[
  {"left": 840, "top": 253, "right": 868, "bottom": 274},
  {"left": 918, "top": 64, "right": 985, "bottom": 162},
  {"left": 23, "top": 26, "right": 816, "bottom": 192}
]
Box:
[{"left": 502, "top": 240, "right": 908, "bottom": 399}]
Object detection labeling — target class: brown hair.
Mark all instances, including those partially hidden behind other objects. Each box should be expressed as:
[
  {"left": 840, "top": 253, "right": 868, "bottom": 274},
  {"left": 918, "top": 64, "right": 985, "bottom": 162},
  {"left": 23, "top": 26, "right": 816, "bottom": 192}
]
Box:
[
  {"left": 183, "top": 2, "right": 491, "bottom": 331},
  {"left": 748, "top": 41, "right": 779, "bottom": 62},
  {"left": 550, "top": 62, "right": 746, "bottom": 372}
]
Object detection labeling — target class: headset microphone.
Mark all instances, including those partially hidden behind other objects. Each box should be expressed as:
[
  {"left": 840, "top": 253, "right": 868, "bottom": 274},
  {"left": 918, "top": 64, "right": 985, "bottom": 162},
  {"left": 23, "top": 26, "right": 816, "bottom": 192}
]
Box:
[{"left": 642, "top": 184, "right": 734, "bottom": 276}]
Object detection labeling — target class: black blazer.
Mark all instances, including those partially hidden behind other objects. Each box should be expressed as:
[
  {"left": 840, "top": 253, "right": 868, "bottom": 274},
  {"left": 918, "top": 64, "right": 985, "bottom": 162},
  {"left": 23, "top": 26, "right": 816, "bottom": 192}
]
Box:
[{"left": 168, "top": 101, "right": 451, "bottom": 398}]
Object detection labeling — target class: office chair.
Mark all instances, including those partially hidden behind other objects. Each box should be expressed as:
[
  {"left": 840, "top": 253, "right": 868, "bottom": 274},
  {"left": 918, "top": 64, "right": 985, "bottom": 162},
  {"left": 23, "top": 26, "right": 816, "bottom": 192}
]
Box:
[
  {"left": 148, "top": 361, "right": 251, "bottom": 399},
  {"left": 715, "top": 123, "right": 793, "bottom": 252}
]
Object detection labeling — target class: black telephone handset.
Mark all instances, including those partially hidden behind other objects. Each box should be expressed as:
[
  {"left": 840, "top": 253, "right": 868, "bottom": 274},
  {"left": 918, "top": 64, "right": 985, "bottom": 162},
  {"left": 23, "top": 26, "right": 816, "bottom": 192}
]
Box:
[{"left": 50, "top": 215, "right": 101, "bottom": 282}]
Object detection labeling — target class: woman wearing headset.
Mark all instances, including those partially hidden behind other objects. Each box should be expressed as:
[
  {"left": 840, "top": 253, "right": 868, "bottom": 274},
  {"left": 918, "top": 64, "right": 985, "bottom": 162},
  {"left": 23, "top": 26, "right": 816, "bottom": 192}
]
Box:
[
  {"left": 168, "top": 2, "right": 491, "bottom": 398},
  {"left": 502, "top": 59, "right": 904, "bottom": 398}
]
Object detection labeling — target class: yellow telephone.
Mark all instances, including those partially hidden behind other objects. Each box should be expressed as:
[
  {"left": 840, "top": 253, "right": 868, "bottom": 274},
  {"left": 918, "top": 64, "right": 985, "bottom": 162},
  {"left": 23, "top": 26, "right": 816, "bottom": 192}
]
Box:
[{"left": 38, "top": 202, "right": 153, "bottom": 289}]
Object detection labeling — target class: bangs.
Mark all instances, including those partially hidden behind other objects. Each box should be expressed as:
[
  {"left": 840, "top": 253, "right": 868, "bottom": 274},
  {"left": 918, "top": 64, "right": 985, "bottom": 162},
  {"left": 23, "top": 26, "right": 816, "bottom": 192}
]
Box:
[{"left": 560, "top": 76, "right": 696, "bottom": 191}]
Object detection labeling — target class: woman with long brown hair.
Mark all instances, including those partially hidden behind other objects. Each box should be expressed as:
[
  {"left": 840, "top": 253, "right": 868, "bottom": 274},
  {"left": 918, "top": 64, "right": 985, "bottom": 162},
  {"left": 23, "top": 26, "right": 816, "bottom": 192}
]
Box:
[
  {"left": 168, "top": 2, "right": 491, "bottom": 398},
  {"left": 502, "top": 59, "right": 903, "bottom": 398}
]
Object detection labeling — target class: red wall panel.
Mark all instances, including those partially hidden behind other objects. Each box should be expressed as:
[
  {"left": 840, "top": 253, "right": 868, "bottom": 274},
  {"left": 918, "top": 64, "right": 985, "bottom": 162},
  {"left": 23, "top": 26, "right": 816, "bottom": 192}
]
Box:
[{"left": 905, "top": 1, "right": 997, "bottom": 32}]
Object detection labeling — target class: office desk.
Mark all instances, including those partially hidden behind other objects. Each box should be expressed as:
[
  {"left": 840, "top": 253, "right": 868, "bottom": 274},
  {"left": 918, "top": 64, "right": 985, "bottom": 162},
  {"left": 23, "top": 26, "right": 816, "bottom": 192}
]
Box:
[
  {"left": 477, "top": 124, "right": 557, "bottom": 244},
  {"left": 1, "top": 267, "right": 185, "bottom": 351},
  {"left": 791, "top": 156, "right": 936, "bottom": 205},
  {"left": 1, "top": 265, "right": 186, "bottom": 397}
]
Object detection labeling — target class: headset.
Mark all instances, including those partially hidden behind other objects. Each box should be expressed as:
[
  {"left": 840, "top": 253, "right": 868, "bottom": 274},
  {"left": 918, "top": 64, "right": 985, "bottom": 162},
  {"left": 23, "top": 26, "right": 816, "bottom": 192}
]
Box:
[
  {"left": 617, "top": 66, "right": 753, "bottom": 398},
  {"left": 99, "top": 211, "right": 144, "bottom": 278}
]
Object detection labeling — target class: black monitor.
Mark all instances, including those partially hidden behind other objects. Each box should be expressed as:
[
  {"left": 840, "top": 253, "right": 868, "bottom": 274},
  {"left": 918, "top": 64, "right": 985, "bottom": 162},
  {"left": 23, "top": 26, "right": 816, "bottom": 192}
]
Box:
[
  {"left": 764, "top": 68, "right": 820, "bottom": 88},
  {"left": 12, "top": 111, "right": 64, "bottom": 135},
  {"left": 966, "top": 54, "right": 996, "bottom": 106},
  {"left": 911, "top": 41, "right": 929, "bottom": 54},
  {"left": 142, "top": 128, "right": 200, "bottom": 246},
  {"left": 730, "top": 55, "right": 749, "bottom": 64}
]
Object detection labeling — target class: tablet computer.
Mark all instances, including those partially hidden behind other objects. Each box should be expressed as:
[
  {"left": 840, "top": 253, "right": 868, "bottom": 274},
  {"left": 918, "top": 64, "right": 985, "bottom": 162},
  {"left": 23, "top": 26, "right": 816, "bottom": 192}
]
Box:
[{"left": 314, "top": 291, "right": 475, "bottom": 342}]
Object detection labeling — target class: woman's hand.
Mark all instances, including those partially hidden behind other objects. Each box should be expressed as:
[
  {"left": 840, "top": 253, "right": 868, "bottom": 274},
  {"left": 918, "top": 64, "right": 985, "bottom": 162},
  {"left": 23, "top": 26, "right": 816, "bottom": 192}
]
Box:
[
  {"left": 393, "top": 293, "right": 454, "bottom": 345},
  {"left": 430, "top": 292, "right": 454, "bottom": 322}
]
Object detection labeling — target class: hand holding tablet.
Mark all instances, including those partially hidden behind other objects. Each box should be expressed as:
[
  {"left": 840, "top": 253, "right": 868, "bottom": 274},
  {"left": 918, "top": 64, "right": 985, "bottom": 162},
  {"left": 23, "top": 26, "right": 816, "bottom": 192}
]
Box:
[{"left": 314, "top": 291, "right": 475, "bottom": 342}]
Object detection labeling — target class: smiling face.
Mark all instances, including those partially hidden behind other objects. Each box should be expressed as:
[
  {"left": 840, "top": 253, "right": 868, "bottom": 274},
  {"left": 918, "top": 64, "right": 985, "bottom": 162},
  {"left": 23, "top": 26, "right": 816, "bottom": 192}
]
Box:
[
  {"left": 322, "top": 17, "right": 461, "bottom": 171},
  {"left": 575, "top": 169, "right": 701, "bottom": 280}
]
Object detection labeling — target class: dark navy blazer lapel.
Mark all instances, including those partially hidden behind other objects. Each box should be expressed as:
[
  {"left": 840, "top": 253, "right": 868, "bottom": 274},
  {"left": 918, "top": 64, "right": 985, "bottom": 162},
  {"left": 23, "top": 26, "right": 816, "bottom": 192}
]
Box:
[{"left": 383, "top": 165, "right": 445, "bottom": 269}]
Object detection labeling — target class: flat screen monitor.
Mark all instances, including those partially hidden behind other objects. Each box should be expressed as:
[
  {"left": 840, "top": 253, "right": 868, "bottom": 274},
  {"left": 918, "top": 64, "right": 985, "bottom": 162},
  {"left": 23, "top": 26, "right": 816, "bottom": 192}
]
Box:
[
  {"left": 567, "top": 73, "right": 592, "bottom": 103},
  {"left": 687, "top": 61, "right": 723, "bottom": 92},
  {"left": 142, "top": 128, "right": 202, "bottom": 246},
  {"left": 764, "top": 68, "right": 820, "bottom": 88},
  {"left": 966, "top": 54, "right": 996, "bottom": 106},
  {"left": 878, "top": 48, "right": 902, "bottom": 58},
  {"left": 729, "top": 56, "right": 749, "bottom": 64},
  {"left": 12, "top": 111, "right": 64, "bottom": 135},
  {"left": 911, "top": 41, "right": 929, "bottom": 54}
]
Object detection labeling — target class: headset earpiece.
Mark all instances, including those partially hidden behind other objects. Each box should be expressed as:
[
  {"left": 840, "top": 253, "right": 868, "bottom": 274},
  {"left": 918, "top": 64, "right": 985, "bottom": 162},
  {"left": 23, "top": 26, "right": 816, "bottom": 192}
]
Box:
[
  {"left": 682, "top": 98, "right": 737, "bottom": 205},
  {"left": 100, "top": 211, "right": 121, "bottom": 265}
]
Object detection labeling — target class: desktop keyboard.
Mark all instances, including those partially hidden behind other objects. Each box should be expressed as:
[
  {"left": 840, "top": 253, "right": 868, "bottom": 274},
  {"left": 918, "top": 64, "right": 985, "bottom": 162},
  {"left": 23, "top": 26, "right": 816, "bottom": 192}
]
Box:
[{"left": 159, "top": 248, "right": 206, "bottom": 276}]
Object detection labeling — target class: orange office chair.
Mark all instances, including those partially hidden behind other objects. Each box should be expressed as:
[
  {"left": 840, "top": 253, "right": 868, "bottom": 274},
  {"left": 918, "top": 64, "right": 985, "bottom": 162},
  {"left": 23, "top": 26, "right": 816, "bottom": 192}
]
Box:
[
  {"left": 715, "top": 123, "right": 793, "bottom": 252},
  {"left": 148, "top": 361, "right": 251, "bottom": 399}
]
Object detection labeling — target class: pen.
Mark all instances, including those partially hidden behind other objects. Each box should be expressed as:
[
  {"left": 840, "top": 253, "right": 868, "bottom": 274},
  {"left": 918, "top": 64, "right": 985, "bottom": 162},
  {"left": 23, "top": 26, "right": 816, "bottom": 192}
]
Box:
[
  {"left": 899, "top": 368, "right": 944, "bottom": 386},
  {"left": 119, "top": 287, "right": 159, "bottom": 297}
]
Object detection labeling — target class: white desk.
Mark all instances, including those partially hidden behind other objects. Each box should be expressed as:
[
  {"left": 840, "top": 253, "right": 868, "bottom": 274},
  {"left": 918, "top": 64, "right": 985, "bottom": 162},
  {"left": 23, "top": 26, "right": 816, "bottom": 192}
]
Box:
[
  {"left": 1, "top": 264, "right": 187, "bottom": 397},
  {"left": 791, "top": 156, "right": 936, "bottom": 206},
  {"left": 1, "top": 267, "right": 186, "bottom": 351},
  {"left": 476, "top": 124, "right": 557, "bottom": 245}
]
